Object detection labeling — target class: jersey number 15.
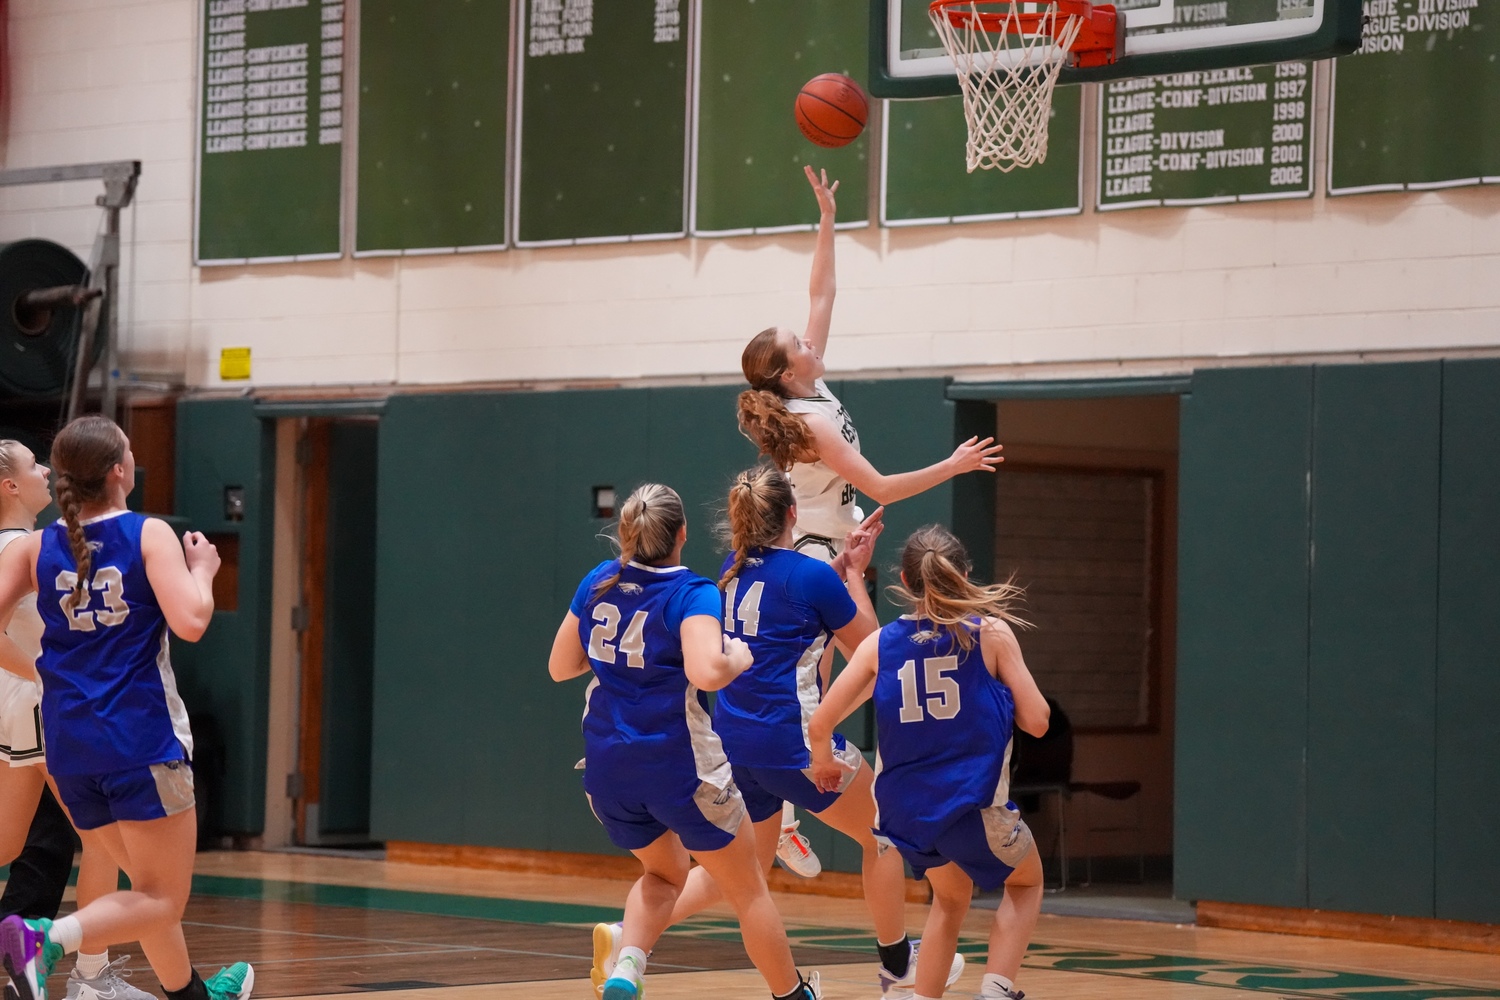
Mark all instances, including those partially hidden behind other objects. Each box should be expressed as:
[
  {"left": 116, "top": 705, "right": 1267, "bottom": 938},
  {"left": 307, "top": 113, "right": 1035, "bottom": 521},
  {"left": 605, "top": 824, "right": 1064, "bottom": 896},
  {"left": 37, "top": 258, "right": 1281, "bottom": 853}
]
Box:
[{"left": 897, "top": 656, "right": 961, "bottom": 723}]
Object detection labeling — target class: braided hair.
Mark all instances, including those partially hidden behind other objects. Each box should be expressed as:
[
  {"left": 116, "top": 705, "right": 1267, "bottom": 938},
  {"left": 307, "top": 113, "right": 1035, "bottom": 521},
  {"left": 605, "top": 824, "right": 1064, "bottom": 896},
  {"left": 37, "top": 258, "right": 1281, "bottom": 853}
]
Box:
[{"left": 49, "top": 416, "right": 126, "bottom": 599}]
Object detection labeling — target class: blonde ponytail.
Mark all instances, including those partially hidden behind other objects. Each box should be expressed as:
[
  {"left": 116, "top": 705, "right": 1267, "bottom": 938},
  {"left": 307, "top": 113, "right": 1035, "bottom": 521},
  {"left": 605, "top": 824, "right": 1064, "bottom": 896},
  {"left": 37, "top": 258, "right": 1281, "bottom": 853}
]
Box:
[
  {"left": 890, "top": 524, "right": 1028, "bottom": 650},
  {"left": 591, "top": 483, "right": 687, "bottom": 599}
]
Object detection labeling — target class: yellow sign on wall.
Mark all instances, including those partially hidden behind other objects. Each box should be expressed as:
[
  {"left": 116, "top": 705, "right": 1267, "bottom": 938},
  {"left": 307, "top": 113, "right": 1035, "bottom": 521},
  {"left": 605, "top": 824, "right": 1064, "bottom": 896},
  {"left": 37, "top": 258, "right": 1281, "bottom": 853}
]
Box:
[{"left": 220, "top": 347, "right": 251, "bottom": 381}]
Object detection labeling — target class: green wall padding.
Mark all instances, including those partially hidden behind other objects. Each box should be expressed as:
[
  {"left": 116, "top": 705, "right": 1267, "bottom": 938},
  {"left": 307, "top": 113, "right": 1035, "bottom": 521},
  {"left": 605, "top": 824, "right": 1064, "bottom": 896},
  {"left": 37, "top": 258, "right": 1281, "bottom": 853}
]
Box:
[
  {"left": 174, "top": 398, "right": 276, "bottom": 835},
  {"left": 1307, "top": 362, "right": 1440, "bottom": 918},
  {"left": 369, "top": 380, "right": 966, "bottom": 869},
  {"left": 1174, "top": 367, "right": 1313, "bottom": 907},
  {"left": 1435, "top": 359, "right": 1500, "bottom": 923}
]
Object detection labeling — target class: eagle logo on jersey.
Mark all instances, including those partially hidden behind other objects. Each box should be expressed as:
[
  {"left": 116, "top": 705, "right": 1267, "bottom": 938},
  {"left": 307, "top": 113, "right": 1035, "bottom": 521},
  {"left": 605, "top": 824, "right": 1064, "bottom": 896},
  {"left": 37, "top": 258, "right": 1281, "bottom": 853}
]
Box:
[
  {"left": 617, "top": 583, "right": 643, "bottom": 595},
  {"left": 86, "top": 540, "right": 104, "bottom": 552},
  {"left": 911, "top": 630, "right": 942, "bottom": 644},
  {"left": 746, "top": 558, "right": 765, "bottom": 568}
]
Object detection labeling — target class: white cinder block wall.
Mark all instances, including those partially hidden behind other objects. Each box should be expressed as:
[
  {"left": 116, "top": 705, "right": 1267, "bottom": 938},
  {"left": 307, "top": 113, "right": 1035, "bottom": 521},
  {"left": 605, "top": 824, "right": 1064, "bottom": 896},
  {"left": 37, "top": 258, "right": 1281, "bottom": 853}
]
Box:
[{"left": 4, "top": 0, "right": 1498, "bottom": 391}]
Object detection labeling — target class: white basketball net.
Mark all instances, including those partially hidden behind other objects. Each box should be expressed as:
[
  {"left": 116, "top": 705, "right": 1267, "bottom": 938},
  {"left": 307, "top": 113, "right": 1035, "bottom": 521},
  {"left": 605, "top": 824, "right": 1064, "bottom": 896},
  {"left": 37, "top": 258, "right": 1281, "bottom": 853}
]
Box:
[{"left": 929, "top": 1, "right": 1085, "bottom": 172}]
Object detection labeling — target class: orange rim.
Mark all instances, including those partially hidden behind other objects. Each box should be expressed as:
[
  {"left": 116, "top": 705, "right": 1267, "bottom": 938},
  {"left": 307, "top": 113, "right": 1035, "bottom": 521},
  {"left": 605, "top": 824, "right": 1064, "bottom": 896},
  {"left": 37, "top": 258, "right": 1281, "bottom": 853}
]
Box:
[{"left": 929, "top": 0, "right": 1121, "bottom": 64}]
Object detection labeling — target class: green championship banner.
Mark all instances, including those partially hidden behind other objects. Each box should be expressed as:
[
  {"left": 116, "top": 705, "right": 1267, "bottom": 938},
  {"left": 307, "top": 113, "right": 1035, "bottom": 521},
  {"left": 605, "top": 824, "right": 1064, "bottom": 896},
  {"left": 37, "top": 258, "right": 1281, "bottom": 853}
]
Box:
[
  {"left": 1097, "top": 61, "right": 1315, "bottom": 210},
  {"left": 1328, "top": 0, "right": 1500, "bottom": 192},
  {"left": 197, "top": 0, "right": 345, "bottom": 264}
]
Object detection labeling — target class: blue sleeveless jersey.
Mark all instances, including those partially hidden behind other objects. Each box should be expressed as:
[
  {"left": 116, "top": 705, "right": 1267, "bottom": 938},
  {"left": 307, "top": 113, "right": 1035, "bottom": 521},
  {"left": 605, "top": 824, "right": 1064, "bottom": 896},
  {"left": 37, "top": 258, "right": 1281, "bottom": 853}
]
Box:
[
  {"left": 35, "top": 511, "right": 192, "bottom": 776},
  {"left": 571, "top": 560, "right": 729, "bottom": 787},
  {"left": 712, "top": 548, "right": 857, "bottom": 768},
  {"left": 871, "top": 616, "right": 1017, "bottom": 852}
]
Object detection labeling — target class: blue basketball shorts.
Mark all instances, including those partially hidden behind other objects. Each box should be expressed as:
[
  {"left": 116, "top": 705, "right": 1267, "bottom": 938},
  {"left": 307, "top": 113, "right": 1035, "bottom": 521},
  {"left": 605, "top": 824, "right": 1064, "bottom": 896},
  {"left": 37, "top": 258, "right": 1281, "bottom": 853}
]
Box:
[
  {"left": 53, "top": 760, "right": 196, "bottom": 831},
  {"left": 882, "top": 802, "right": 1035, "bottom": 892},
  {"left": 733, "top": 735, "right": 865, "bottom": 823},
  {"left": 584, "top": 763, "right": 747, "bottom": 854}
]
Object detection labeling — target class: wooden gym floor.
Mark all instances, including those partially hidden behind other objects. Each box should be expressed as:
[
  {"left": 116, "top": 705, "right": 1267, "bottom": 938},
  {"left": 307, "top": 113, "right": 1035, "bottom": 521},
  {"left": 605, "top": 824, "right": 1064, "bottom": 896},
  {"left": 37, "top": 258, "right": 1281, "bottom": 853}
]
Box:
[{"left": 5, "top": 850, "right": 1499, "bottom": 1000}]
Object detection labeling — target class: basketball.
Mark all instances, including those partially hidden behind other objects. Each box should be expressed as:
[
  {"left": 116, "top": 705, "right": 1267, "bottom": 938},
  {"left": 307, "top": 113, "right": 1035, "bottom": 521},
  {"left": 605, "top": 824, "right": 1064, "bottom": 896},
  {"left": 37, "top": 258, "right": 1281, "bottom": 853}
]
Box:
[{"left": 794, "top": 73, "right": 868, "bottom": 148}]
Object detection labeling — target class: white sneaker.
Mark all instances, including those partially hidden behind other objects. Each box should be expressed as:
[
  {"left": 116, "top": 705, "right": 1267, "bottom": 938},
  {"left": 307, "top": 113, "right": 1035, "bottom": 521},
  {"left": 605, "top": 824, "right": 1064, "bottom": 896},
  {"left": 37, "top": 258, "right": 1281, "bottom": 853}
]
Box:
[
  {"left": 590, "top": 922, "right": 622, "bottom": 998},
  {"left": 775, "top": 821, "right": 822, "bottom": 878},
  {"left": 66, "top": 957, "right": 156, "bottom": 1000},
  {"left": 877, "top": 939, "right": 965, "bottom": 999},
  {"left": 798, "top": 972, "right": 823, "bottom": 999}
]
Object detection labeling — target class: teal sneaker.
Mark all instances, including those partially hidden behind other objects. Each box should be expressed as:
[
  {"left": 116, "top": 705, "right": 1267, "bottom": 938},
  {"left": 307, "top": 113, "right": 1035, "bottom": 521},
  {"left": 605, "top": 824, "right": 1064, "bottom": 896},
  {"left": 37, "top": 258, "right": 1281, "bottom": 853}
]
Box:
[
  {"left": 202, "top": 964, "right": 254, "bottom": 1000},
  {"left": 600, "top": 978, "right": 638, "bottom": 1000},
  {"left": 1, "top": 916, "right": 63, "bottom": 1000}
]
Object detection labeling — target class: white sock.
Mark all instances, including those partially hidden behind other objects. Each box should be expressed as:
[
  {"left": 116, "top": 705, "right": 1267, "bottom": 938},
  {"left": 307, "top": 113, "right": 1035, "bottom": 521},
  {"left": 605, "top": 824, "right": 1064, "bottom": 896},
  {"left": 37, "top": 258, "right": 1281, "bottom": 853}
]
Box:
[
  {"left": 614, "top": 947, "right": 647, "bottom": 984},
  {"left": 915, "top": 995, "right": 944, "bottom": 1000},
  {"left": 48, "top": 915, "right": 84, "bottom": 955},
  {"left": 981, "top": 973, "right": 1017, "bottom": 997},
  {"left": 74, "top": 951, "right": 109, "bottom": 979}
]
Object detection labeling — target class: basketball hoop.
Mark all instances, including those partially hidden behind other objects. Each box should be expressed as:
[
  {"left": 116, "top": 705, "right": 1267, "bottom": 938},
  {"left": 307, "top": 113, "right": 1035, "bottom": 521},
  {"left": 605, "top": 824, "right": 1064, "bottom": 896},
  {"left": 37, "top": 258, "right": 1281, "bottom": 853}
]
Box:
[{"left": 929, "top": 0, "right": 1122, "bottom": 172}]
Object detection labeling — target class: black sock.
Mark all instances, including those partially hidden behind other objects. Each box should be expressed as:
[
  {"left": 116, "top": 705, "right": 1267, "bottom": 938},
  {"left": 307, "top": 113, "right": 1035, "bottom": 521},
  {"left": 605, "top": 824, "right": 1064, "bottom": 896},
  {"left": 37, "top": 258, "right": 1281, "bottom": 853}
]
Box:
[
  {"left": 877, "top": 935, "right": 912, "bottom": 978},
  {"left": 772, "top": 974, "right": 810, "bottom": 1000},
  {"left": 165, "top": 970, "right": 207, "bottom": 1000}
]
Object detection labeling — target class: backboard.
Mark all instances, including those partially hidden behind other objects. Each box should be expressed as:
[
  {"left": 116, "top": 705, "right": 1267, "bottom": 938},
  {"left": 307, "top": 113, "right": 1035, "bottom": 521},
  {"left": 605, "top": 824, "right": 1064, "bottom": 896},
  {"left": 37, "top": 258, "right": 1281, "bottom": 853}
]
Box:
[{"left": 870, "top": 0, "right": 1363, "bottom": 95}]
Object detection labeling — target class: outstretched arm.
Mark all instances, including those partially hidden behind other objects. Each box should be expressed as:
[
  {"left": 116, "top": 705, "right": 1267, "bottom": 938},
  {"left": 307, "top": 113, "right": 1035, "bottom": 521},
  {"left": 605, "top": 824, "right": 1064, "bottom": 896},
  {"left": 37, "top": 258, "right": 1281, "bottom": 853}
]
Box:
[
  {"left": 804, "top": 413, "right": 1004, "bottom": 506},
  {"left": 803, "top": 166, "right": 839, "bottom": 361}
]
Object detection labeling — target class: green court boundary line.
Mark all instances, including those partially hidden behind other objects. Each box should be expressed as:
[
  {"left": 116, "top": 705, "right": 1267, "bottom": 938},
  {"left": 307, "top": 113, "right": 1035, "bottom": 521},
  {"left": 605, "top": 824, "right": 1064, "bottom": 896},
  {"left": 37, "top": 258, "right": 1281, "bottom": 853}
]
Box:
[{"left": 6, "top": 869, "right": 1493, "bottom": 1000}]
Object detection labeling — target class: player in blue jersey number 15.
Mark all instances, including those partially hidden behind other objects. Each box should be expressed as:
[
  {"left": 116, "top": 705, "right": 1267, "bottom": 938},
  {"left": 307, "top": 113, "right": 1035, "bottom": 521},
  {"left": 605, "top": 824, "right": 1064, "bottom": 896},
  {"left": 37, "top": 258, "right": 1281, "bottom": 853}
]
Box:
[
  {"left": 0, "top": 416, "right": 253, "bottom": 1000},
  {"left": 809, "top": 525, "right": 1050, "bottom": 1000}
]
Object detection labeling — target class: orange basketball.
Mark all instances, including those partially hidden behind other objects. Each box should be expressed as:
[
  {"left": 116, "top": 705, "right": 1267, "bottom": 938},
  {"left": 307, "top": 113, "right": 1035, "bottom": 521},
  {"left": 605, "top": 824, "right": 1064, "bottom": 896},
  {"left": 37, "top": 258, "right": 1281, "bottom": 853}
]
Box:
[{"left": 794, "top": 73, "right": 868, "bottom": 149}]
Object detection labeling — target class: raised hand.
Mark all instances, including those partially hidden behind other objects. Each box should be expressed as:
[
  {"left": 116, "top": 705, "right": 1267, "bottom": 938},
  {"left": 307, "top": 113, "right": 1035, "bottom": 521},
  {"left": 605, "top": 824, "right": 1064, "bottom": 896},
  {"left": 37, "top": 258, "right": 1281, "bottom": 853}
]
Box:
[
  {"left": 836, "top": 506, "right": 885, "bottom": 576},
  {"left": 948, "top": 436, "right": 1005, "bottom": 475},
  {"left": 804, "top": 164, "right": 839, "bottom": 217},
  {"left": 182, "top": 531, "right": 221, "bottom": 578}
]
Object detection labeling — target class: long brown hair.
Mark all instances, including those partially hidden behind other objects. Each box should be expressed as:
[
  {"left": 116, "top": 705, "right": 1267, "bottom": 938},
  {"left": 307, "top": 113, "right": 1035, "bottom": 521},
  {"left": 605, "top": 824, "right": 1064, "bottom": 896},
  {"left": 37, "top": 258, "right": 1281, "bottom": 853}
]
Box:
[
  {"left": 50, "top": 415, "right": 126, "bottom": 597},
  {"left": 737, "top": 327, "right": 817, "bottom": 470},
  {"left": 591, "top": 483, "right": 687, "bottom": 598},
  {"left": 889, "top": 525, "right": 1027, "bottom": 651},
  {"left": 718, "top": 464, "right": 795, "bottom": 588}
]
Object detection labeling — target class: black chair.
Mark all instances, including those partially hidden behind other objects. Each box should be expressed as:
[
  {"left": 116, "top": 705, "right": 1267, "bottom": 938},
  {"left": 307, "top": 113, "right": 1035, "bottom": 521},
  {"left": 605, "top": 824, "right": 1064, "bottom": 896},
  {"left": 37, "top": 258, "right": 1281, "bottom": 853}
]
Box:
[
  {"left": 1010, "top": 698, "right": 1145, "bottom": 888},
  {"left": 1010, "top": 697, "right": 1073, "bottom": 888}
]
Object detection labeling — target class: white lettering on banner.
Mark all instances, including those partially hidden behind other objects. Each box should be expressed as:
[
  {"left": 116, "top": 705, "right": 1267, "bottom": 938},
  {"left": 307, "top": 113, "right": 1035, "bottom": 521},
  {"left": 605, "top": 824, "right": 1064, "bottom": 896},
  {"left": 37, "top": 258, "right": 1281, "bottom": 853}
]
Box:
[
  {"left": 1355, "top": 0, "right": 1474, "bottom": 53},
  {"left": 1205, "top": 82, "right": 1268, "bottom": 104},
  {"left": 532, "top": 0, "right": 592, "bottom": 55},
  {"left": 1101, "top": 63, "right": 1310, "bottom": 203},
  {"left": 203, "top": 1, "right": 338, "bottom": 155}
]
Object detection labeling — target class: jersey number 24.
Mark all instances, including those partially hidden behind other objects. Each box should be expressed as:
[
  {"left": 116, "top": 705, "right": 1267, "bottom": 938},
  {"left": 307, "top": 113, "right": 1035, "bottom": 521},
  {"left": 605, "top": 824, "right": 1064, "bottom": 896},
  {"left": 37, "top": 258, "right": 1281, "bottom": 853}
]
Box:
[
  {"left": 590, "top": 602, "right": 647, "bottom": 668},
  {"left": 56, "top": 568, "right": 130, "bottom": 632}
]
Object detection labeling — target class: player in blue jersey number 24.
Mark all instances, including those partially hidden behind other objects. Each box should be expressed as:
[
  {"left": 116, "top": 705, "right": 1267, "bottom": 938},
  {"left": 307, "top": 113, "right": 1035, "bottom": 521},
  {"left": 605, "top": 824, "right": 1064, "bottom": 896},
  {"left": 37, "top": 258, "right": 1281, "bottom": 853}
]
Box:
[
  {"left": 809, "top": 525, "right": 1050, "bottom": 1000},
  {"left": 549, "top": 483, "right": 822, "bottom": 1000}
]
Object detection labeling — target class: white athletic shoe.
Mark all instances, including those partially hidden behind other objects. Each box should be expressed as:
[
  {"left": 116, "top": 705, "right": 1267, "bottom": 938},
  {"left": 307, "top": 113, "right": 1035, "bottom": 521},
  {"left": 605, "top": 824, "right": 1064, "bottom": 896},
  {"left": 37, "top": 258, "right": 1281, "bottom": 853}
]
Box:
[
  {"left": 65, "top": 957, "right": 155, "bottom": 1000},
  {"left": 877, "top": 939, "right": 965, "bottom": 999},
  {"left": 590, "top": 923, "right": 623, "bottom": 999},
  {"left": 775, "top": 821, "right": 822, "bottom": 878}
]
